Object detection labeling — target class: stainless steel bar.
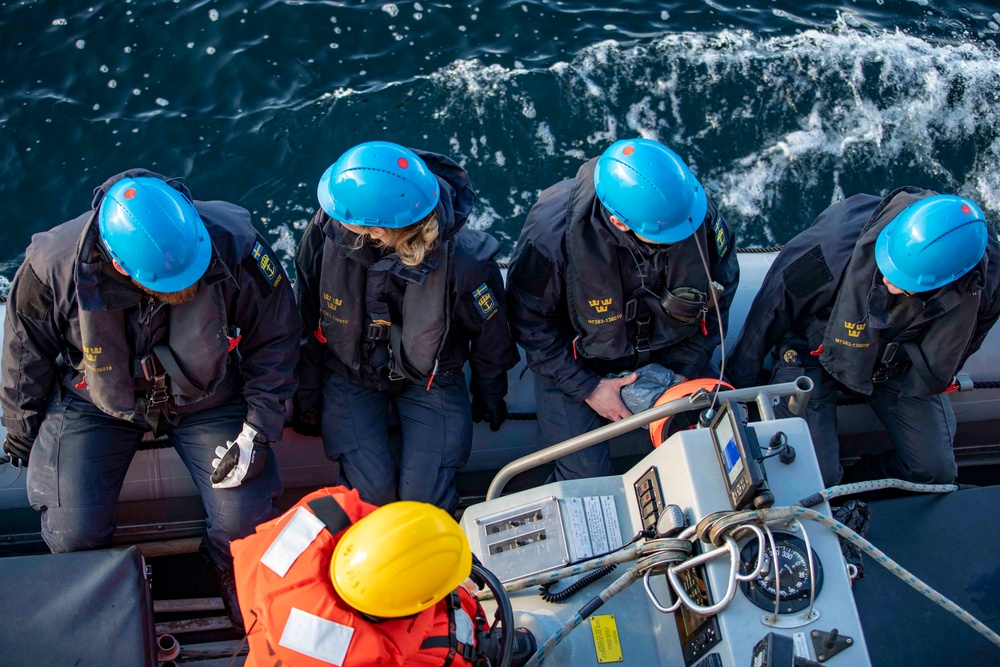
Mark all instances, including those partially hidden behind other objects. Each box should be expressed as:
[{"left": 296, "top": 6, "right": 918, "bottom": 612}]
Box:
[{"left": 486, "top": 378, "right": 813, "bottom": 500}]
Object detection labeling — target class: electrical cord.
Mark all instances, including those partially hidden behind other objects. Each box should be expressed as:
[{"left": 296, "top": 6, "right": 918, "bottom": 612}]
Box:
[
  {"left": 539, "top": 564, "right": 617, "bottom": 603},
  {"left": 693, "top": 231, "right": 727, "bottom": 417},
  {"left": 478, "top": 531, "right": 666, "bottom": 600},
  {"left": 223, "top": 616, "right": 256, "bottom": 667},
  {"left": 477, "top": 542, "right": 645, "bottom": 599},
  {"left": 488, "top": 484, "right": 996, "bottom": 663},
  {"left": 523, "top": 551, "right": 683, "bottom": 667},
  {"left": 760, "top": 431, "right": 790, "bottom": 459}
]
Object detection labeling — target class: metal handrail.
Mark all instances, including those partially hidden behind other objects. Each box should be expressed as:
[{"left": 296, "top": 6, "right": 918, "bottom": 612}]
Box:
[{"left": 485, "top": 376, "right": 813, "bottom": 500}]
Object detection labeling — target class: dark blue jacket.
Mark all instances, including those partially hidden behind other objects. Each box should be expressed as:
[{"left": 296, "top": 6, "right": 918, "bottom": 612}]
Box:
[
  {"left": 294, "top": 151, "right": 519, "bottom": 410},
  {"left": 1, "top": 169, "right": 301, "bottom": 443},
  {"left": 729, "top": 187, "right": 1000, "bottom": 395},
  {"left": 506, "top": 157, "right": 739, "bottom": 402}
]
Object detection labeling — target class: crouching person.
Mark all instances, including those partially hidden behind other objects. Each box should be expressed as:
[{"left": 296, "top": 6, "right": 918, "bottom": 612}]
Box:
[
  {"left": 0, "top": 170, "right": 300, "bottom": 627},
  {"left": 730, "top": 188, "right": 1000, "bottom": 486},
  {"left": 232, "top": 486, "right": 534, "bottom": 667}
]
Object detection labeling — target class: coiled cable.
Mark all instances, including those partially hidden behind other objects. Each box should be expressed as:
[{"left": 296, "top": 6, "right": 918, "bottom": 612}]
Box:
[{"left": 539, "top": 564, "right": 617, "bottom": 603}]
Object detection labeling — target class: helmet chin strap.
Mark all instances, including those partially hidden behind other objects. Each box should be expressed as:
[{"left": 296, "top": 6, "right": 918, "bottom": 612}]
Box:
[{"left": 609, "top": 214, "right": 662, "bottom": 246}]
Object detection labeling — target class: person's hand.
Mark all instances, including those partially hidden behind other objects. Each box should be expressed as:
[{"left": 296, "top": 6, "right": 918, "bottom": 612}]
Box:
[
  {"left": 291, "top": 406, "right": 322, "bottom": 437},
  {"left": 472, "top": 396, "right": 507, "bottom": 432},
  {"left": 584, "top": 373, "right": 637, "bottom": 422},
  {"left": 675, "top": 374, "right": 689, "bottom": 383},
  {"left": 211, "top": 423, "right": 269, "bottom": 488},
  {"left": 2, "top": 433, "right": 34, "bottom": 468}
]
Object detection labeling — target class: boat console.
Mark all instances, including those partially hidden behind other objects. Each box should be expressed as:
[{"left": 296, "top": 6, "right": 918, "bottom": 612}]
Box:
[{"left": 460, "top": 388, "right": 871, "bottom": 667}]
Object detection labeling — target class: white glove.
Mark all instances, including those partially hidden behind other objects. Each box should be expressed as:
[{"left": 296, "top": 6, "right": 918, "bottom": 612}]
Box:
[{"left": 211, "top": 422, "right": 269, "bottom": 489}]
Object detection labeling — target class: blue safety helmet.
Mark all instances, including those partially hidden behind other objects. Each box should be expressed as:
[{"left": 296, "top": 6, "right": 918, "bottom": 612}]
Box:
[
  {"left": 594, "top": 139, "right": 708, "bottom": 244},
  {"left": 317, "top": 141, "right": 440, "bottom": 229},
  {"left": 98, "top": 177, "right": 212, "bottom": 293},
  {"left": 875, "top": 195, "right": 989, "bottom": 293}
]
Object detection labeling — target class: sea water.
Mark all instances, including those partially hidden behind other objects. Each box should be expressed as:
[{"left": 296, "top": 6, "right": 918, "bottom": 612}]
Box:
[{"left": 1, "top": 0, "right": 999, "bottom": 289}]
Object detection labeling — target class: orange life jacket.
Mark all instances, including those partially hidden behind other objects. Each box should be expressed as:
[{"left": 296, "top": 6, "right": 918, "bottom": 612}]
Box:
[{"left": 232, "top": 486, "right": 487, "bottom": 667}]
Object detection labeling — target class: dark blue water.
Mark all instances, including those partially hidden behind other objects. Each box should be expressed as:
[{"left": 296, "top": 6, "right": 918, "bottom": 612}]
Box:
[{"left": 2, "top": 0, "right": 1000, "bottom": 292}]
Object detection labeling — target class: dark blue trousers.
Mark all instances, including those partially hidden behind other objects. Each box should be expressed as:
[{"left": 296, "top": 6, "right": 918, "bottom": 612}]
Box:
[
  {"left": 772, "top": 359, "right": 958, "bottom": 487},
  {"left": 532, "top": 371, "right": 615, "bottom": 481},
  {"left": 319, "top": 369, "right": 472, "bottom": 513},
  {"left": 25, "top": 393, "right": 282, "bottom": 570}
]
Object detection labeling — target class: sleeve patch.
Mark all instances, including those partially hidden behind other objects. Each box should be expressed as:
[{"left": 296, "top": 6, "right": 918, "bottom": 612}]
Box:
[
  {"left": 508, "top": 240, "right": 553, "bottom": 299},
  {"left": 783, "top": 244, "right": 834, "bottom": 299},
  {"left": 712, "top": 215, "right": 730, "bottom": 257},
  {"left": 15, "top": 265, "right": 53, "bottom": 321},
  {"left": 244, "top": 238, "right": 286, "bottom": 293},
  {"left": 472, "top": 283, "right": 499, "bottom": 321}
]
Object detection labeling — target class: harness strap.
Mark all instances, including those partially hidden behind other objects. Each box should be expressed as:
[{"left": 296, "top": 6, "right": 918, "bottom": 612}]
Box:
[
  {"left": 138, "top": 353, "right": 173, "bottom": 437},
  {"left": 634, "top": 313, "right": 652, "bottom": 367},
  {"left": 420, "top": 637, "right": 477, "bottom": 664},
  {"left": 901, "top": 340, "right": 949, "bottom": 393},
  {"left": 389, "top": 321, "right": 437, "bottom": 389},
  {"left": 417, "top": 591, "right": 479, "bottom": 666},
  {"left": 152, "top": 344, "right": 204, "bottom": 396}
]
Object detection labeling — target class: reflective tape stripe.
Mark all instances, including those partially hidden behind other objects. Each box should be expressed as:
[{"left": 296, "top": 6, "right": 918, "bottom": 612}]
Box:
[
  {"left": 260, "top": 506, "right": 326, "bottom": 577},
  {"left": 455, "top": 607, "right": 474, "bottom": 646},
  {"left": 279, "top": 607, "right": 355, "bottom": 666}
]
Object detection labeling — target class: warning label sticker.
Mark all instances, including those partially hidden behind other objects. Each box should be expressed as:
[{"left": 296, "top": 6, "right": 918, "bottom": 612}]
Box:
[{"left": 590, "top": 614, "right": 624, "bottom": 664}]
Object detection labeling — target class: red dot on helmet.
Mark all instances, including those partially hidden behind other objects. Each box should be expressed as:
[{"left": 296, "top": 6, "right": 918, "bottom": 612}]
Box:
[
  {"left": 623, "top": 145, "right": 635, "bottom": 156},
  {"left": 961, "top": 204, "right": 972, "bottom": 215},
  {"left": 398, "top": 157, "right": 409, "bottom": 169},
  {"left": 124, "top": 188, "right": 137, "bottom": 199}
]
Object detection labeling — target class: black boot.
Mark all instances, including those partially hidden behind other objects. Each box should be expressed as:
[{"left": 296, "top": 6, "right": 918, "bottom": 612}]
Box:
[{"left": 215, "top": 567, "right": 245, "bottom": 632}]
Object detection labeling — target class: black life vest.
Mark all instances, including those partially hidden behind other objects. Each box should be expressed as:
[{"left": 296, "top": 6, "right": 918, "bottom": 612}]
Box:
[
  {"left": 74, "top": 205, "right": 237, "bottom": 422},
  {"left": 316, "top": 226, "right": 453, "bottom": 382},
  {"left": 819, "top": 188, "right": 985, "bottom": 396},
  {"left": 563, "top": 162, "right": 715, "bottom": 362}
]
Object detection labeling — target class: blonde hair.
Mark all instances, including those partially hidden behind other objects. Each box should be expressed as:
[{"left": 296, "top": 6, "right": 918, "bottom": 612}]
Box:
[{"left": 351, "top": 212, "right": 440, "bottom": 267}]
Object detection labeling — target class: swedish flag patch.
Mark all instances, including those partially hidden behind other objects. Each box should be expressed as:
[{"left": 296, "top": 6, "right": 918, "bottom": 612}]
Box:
[
  {"left": 252, "top": 241, "right": 283, "bottom": 287},
  {"left": 249, "top": 239, "right": 284, "bottom": 290},
  {"left": 713, "top": 215, "right": 729, "bottom": 258},
  {"left": 472, "top": 283, "right": 498, "bottom": 321}
]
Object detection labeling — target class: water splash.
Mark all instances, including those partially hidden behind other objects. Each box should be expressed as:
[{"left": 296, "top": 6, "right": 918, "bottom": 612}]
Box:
[{"left": 413, "top": 16, "right": 1000, "bottom": 244}]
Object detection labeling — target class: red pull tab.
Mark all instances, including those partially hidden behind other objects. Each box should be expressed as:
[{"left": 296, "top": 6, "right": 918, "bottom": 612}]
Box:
[
  {"left": 572, "top": 338, "right": 578, "bottom": 360},
  {"left": 809, "top": 344, "right": 824, "bottom": 357},
  {"left": 700, "top": 315, "right": 708, "bottom": 336},
  {"left": 228, "top": 334, "right": 242, "bottom": 352},
  {"left": 313, "top": 325, "right": 328, "bottom": 344},
  {"left": 75, "top": 373, "right": 87, "bottom": 389},
  {"left": 943, "top": 381, "right": 960, "bottom": 394},
  {"left": 425, "top": 360, "right": 439, "bottom": 391}
]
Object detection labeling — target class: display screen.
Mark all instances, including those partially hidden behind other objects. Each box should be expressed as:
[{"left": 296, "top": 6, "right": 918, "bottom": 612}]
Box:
[
  {"left": 671, "top": 561, "right": 722, "bottom": 665},
  {"left": 713, "top": 410, "right": 744, "bottom": 486},
  {"left": 675, "top": 569, "right": 712, "bottom": 638}
]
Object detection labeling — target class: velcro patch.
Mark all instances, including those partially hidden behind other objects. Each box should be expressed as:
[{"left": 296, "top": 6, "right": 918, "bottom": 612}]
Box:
[
  {"left": 509, "top": 240, "right": 553, "bottom": 298},
  {"left": 473, "top": 283, "right": 498, "bottom": 321},
  {"left": 15, "top": 265, "right": 53, "bottom": 321},
  {"left": 784, "top": 245, "right": 833, "bottom": 298}
]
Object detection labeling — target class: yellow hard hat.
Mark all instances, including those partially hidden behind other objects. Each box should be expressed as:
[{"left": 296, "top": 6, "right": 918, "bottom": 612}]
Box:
[{"left": 331, "top": 501, "right": 472, "bottom": 618}]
